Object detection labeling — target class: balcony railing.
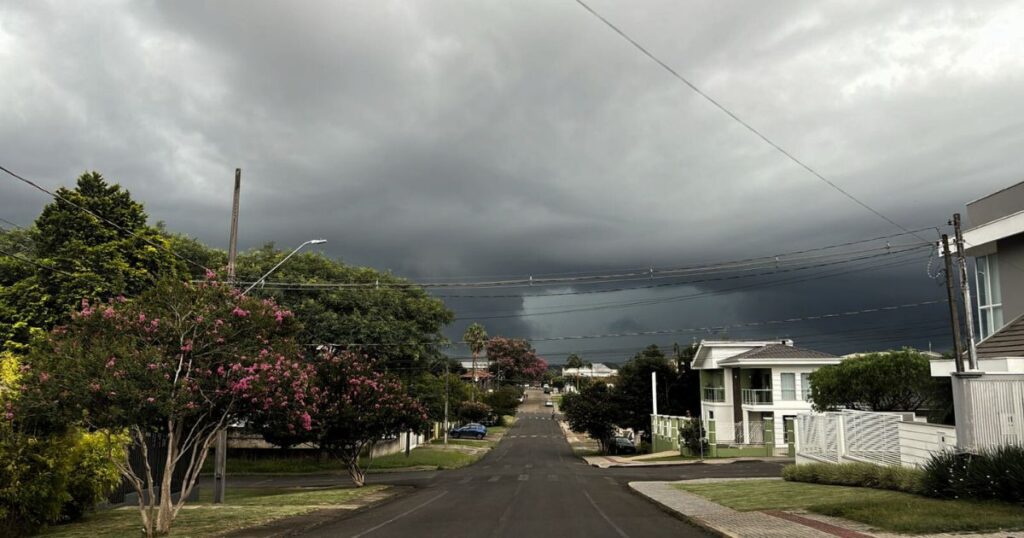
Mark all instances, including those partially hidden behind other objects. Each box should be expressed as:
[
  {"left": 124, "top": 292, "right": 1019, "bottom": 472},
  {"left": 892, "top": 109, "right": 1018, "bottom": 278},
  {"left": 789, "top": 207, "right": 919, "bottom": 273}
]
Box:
[
  {"left": 702, "top": 386, "right": 725, "bottom": 402},
  {"left": 742, "top": 388, "right": 773, "bottom": 405}
]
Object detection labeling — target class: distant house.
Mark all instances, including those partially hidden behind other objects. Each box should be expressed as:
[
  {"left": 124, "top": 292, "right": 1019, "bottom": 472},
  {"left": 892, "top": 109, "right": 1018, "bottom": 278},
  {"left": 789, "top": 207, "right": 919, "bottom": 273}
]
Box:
[
  {"left": 692, "top": 339, "right": 842, "bottom": 451},
  {"left": 561, "top": 363, "right": 617, "bottom": 378}
]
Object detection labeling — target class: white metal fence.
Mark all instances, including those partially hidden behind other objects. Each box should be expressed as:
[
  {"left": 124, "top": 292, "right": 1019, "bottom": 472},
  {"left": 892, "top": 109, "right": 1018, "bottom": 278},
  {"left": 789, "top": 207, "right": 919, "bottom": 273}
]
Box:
[
  {"left": 842, "top": 410, "right": 903, "bottom": 467},
  {"left": 953, "top": 373, "right": 1024, "bottom": 452},
  {"left": 797, "top": 410, "right": 960, "bottom": 468},
  {"left": 797, "top": 413, "right": 840, "bottom": 463}
]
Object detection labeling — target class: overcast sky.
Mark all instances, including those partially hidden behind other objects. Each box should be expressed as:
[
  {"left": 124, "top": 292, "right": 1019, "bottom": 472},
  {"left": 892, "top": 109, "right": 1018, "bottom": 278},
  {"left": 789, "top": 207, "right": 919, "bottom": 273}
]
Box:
[{"left": 2, "top": 1, "right": 1023, "bottom": 361}]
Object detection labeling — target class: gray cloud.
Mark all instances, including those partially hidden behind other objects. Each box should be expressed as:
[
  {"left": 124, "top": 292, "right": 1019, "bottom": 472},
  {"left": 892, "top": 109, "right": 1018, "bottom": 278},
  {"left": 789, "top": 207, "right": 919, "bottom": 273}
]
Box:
[{"left": 2, "top": 0, "right": 1021, "bottom": 361}]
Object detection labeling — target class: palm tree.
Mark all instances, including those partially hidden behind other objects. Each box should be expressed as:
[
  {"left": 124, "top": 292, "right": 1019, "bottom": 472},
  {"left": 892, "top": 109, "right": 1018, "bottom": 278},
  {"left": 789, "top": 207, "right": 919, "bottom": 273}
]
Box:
[{"left": 463, "top": 323, "right": 488, "bottom": 401}]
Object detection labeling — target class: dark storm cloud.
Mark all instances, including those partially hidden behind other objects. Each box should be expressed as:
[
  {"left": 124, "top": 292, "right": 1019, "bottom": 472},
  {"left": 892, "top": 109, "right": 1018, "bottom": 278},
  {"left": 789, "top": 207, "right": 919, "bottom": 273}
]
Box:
[{"left": 2, "top": 0, "right": 1023, "bottom": 361}]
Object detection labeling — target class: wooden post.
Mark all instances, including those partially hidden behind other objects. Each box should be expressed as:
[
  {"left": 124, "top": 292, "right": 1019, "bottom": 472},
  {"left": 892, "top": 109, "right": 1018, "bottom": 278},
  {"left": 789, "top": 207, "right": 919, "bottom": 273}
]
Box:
[{"left": 942, "top": 234, "right": 964, "bottom": 373}]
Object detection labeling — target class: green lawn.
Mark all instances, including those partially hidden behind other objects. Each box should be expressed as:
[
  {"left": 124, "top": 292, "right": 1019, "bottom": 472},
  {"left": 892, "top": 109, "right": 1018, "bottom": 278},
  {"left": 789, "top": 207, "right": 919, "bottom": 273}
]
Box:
[
  {"left": 677, "top": 480, "right": 1024, "bottom": 534},
  {"left": 364, "top": 446, "right": 482, "bottom": 470},
  {"left": 42, "top": 485, "right": 388, "bottom": 538}
]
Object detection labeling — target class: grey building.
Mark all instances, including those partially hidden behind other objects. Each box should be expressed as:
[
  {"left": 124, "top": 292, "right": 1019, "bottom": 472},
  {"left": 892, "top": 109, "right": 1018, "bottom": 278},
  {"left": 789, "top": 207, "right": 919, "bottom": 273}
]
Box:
[{"left": 963, "top": 180, "right": 1024, "bottom": 340}]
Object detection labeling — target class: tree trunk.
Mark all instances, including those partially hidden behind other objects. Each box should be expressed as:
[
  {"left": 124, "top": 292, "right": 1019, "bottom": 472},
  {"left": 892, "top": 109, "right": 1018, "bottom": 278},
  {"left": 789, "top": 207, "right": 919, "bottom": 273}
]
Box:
[
  {"left": 347, "top": 459, "right": 366, "bottom": 487},
  {"left": 155, "top": 422, "right": 178, "bottom": 535}
]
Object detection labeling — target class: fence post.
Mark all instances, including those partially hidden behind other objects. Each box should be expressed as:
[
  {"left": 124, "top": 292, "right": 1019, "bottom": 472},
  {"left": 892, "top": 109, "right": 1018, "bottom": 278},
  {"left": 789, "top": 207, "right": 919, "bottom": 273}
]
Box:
[
  {"left": 786, "top": 418, "right": 796, "bottom": 457},
  {"left": 764, "top": 417, "right": 775, "bottom": 457},
  {"left": 708, "top": 420, "right": 718, "bottom": 458},
  {"left": 835, "top": 413, "right": 847, "bottom": 462}
]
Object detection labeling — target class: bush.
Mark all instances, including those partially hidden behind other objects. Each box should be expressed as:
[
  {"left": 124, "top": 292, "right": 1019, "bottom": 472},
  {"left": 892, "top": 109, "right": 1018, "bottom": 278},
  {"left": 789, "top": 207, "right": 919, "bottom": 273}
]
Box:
[
  {"left": 0, "top": 428, "right": 126, "bottom": 534},
  {"left": 679, "top": 418, "right": 707, "bottom": 455},
  {"left": 783, "top": 462, "right": 923, "bottom": 494},
  {"left": 921, "top": 446, "right": 1024, "bottom": 502},
  {"left": 458, "top": 401, "right": 492, "bottom": 423}
]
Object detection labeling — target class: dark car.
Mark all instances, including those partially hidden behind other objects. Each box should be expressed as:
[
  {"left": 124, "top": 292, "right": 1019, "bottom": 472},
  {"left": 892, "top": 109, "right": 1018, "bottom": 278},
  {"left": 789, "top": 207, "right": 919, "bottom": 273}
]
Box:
[
  {"left": 610, "top": 436, "right": 636, "bottom": 455},
  {"left": 450, "top": 423, "right": 487, "bottom": 439}
]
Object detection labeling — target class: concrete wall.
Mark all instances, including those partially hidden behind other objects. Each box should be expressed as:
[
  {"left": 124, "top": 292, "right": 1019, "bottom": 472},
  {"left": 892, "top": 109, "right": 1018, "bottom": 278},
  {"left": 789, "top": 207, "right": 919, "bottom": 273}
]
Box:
[
  {"left": 898, "top": 422, "right": 957, "bottom": 467},
  {"left": 967, "top": 181, "right": 1024, "bottom": 227},
  {"left": 996, "top": 234, "right": 1024, "bottom": 326}
]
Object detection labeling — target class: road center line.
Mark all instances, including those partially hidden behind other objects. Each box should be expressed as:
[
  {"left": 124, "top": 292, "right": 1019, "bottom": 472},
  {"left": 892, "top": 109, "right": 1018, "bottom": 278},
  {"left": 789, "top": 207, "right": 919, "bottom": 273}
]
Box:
[
  {"left": 583, "top": 489, "right": 630, "bottom": 538},
  {"left": 351, "top": 490, "right": 448, "bottom": 538}
]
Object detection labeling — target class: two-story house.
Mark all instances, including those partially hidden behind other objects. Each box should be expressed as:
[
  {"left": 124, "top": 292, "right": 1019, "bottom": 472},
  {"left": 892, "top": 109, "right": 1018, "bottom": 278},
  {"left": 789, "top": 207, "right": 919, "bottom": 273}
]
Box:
[
  {"left": 932, "top": 179, "right": 1024, "bottom": 375},
  {"left": 693, "top": 339, "right": 841, "bottom": 452}
]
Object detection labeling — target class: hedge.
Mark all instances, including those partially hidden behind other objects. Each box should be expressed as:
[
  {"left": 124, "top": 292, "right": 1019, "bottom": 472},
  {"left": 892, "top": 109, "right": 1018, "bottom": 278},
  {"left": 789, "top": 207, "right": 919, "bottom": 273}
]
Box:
[
  {"left": 782, "top": 462, "right": 923, "bottom": 494},
  {"left": 921, "top": 446, "right": 1024, "bottom": 503}
]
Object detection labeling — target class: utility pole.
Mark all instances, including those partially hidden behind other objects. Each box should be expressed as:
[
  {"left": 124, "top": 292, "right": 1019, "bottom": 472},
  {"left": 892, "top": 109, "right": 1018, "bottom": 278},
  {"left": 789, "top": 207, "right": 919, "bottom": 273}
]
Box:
[
  {"left": 651, "top": 371, "right": 658, "bottom": 416},
  {"left": 952, "top": 214, "right": 979, "bottom": 370},
  {"left": 941, "top": 234, "right": 964, "bottom": 373},
  {"left": 443, "top": 359, "right": 449, "bottom": 447},
  {"left": 214, "top": 168, "right": 241, "bottom": 504}
]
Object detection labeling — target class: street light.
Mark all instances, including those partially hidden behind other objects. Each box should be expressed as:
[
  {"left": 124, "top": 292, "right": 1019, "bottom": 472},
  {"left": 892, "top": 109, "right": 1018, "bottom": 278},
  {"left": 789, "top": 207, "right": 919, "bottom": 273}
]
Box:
[{"left": 242, "top": 239, "right": 327, "bottom": 295}]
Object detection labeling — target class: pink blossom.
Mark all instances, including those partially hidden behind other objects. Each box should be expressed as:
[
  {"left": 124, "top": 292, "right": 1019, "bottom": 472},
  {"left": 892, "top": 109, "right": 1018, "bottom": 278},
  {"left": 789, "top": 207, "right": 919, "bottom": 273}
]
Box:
[
  {"left": 106, "top": 357, "right": 117, "bottom": 368},
  {"left": 148, "top": 363, "right": 159, "bottom": 370},
  {"left": 231, "top": 307, "right": 249, "bottom": 318},
  {"left": 181, "top": 341, "right": 193, "bottom": 352},
  {"left": 301, "top": 412, "right": 312, "bottom": 430},
  {"left": 205, "top": 268, "right": 217, "bottom": 280},
  {"left": 147, "top": 397, "right": 155, "bottom": 403},
  {"left": 103, "top": 307, "right": 116, "bottom": 319},
  {"left": 138, "top": 313, "right": 146, "bottom": 323},
  {"left": 38, "top": 372, "right": 50, "bottom": 383}
]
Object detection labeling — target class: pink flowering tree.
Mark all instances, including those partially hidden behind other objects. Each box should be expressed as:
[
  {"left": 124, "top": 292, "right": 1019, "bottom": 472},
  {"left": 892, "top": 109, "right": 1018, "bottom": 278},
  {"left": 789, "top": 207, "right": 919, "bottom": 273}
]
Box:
[
  {"left": 486, "top": 337, "right": 548, "bottom": 385},
  {"left": 14, "top": 277, "right": 316, "bottom": 537},
  {"left": 305, "top": 350, "right": 427, "bottom": 487}
]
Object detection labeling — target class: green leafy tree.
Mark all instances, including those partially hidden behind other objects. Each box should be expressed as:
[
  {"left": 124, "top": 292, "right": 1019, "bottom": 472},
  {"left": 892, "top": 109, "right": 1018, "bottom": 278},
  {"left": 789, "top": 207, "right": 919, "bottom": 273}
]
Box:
[
  {"left": 809, "top": 349, "right": 952, "bottom": 420},
  {"left": 457, "top": 401, "right": 492, "bottom": 424},
  {"left": 410, "top": 371, "right": 473, "bottom": 424},
  {"left": 613, "top": 345, "right": 680, "bottom": 437},
  {"left": 463, "top": 323, "right": 488, "bottom": 398},
  {"left": 561, "top": 383, "right": 619, "bottom": 453},
  {"left": 235, "top": 245, "right": 453, "bottom": 373},
  {"left": 483, "top": 385, "right": 523, "bottom": 418},
  {"left": 565, "top": 353, "right": 584, "bottom": 368},
  {"left": 0, "top": 173, "right": 188, "bottom": 352}
]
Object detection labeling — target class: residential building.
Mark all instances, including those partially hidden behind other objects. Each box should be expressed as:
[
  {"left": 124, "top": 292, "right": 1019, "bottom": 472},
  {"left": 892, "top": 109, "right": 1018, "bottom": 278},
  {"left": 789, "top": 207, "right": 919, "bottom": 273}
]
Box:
[
  {"left": 561, "top": 363, "right": 617, "bottom": 378},
  {"left": 693, "top": 339, "right": 842, "bottom": 453},
  {"left": 962, "top": 179, "right": 1024, "bottom": 340}
]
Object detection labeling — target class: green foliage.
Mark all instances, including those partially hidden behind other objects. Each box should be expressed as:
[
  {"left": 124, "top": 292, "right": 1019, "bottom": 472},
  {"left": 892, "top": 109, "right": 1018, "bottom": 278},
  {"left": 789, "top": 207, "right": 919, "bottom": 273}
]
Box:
[
  {"left": 0, "top": 173, "right": 189, "bottom": 352},
  {"left": 561, "top": 383, "right": 619, "bottom": 453},
  {"left": 409, "top": 371, "right": 472, "bottom": 424},
  {"left": 565, "top": 353, "right": 584, "bottom": 368},
  {"left": 921, "top": 446, "right": 1024, "bottom": 502},
  {"left": 0, "top": 428, "right": 125, "bottom": 535},
  {"left": 482, "top": 385, "right": 522, "bottom": 418},
  {"left": 810, "top": 349, "right": 952, "bottom": 415},
  {"left": 782, "top": 462, "right": 923, "bottom": 494},
  {"left": 235, "top": 245, "right": 453, "bottom": 372},
  {"left": 679, "top": 418, "right": 707, "bottom": 454},
  {"left": 458, "top": 401, "right": 491, "bottom": 423},
  {"left": 62, "top": 431, "right": 127, "bottom": 521},
  {"left": 613, "top": 344, "right": 698, "bottom": 436}
]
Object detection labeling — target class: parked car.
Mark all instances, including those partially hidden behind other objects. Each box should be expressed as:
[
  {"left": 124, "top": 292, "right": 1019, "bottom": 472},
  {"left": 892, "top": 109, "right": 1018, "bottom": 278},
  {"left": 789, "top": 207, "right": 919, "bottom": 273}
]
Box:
[
  {"left": 544, "top": 400, "right": 554, "bottom": 407},
  {"left": 543, "top": 387, "right": 551, "bottom": 394},
  {"left": 450, "top": 423, "right": 487, "bottom": 439},
  {"left": 610, "top": 437, "right": 636, "bottom": 455}
]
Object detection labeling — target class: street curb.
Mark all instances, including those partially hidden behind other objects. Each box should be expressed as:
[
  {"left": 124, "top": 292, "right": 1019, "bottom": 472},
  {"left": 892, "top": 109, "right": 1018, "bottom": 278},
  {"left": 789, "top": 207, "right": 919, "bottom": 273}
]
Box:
[
  {"left": 626, "top": 482, "right": 728, "bottom": 538},
  {"left": 221, "top": 485, "right": 416, "bottom": 538},
  {"left": 586, "top": 457, "right": 793, "bottom": 468}
]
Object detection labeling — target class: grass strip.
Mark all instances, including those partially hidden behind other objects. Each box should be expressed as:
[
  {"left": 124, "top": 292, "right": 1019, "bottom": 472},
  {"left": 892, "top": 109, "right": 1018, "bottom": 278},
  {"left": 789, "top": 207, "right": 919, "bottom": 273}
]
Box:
[
  {"left": 42, "top": 486, "right": 388, "bottom": 538},
  {"left": 677, "top": 480, "right": 1024, "bottom": 534}
]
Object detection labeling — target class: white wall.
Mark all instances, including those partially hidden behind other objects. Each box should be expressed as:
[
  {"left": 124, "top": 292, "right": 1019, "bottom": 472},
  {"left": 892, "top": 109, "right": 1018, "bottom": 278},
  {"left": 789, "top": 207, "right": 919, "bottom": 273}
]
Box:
[
  {"left": 767, "top": 366, "right": 818, "bottom": 445},
  {"left": 898, "top": 422, "right": 957, "bottom": 467}
]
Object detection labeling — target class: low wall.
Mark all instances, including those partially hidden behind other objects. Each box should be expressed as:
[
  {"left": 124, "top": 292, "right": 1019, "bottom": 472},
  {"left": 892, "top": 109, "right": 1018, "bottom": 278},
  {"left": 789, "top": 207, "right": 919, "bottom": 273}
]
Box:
[{"left": 898, "top": 422, "right": 956, "bottom": 467}]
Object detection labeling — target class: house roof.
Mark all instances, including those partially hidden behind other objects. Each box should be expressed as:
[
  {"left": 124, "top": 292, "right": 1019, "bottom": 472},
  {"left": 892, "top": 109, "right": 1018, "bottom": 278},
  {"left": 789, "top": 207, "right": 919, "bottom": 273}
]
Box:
[
  {"left": 977, "top": 313, "right": 1024, "bottom": 359},
  {"left": 723, "top": 344, "right": 837, "bottom": 361}
]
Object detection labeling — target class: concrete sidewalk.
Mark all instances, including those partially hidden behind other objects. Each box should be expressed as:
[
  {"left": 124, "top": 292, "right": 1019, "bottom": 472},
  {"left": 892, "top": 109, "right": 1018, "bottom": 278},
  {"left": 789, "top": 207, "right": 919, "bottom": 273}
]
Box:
[
  {"left": 629, "top": 479, "right": 1015, "bottom": 538},
  {"left": 585, "top": 455, "right": 793, "bottom": 468}
]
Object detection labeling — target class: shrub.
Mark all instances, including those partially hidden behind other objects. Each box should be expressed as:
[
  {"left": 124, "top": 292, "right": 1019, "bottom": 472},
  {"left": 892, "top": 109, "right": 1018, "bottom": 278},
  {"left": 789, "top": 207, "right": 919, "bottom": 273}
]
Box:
[
  {"left": 921, "top": 446, "right": 1024, "bottom": 502},
  {"left": 783, "top": 462, "right": 923, "bottom": 494},
  {"left": 61, "top": 431, "right": 127, "bottom": 521},
  {"left": 458, "top": 401, "right": 492, "bottom": 423},
  {"left": 0, "top": 430, "right": 74, "bottom": 536},
  {"left": 679, "top": 418, "right": 708, "bottom": 455}
]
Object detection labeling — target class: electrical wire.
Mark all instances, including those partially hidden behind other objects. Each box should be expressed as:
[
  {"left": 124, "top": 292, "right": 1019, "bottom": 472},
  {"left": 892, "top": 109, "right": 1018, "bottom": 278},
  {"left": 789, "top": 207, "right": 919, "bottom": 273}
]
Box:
[
  {"left": 572, "top": 0, "right": 928, "bottom": 243},
  {"left": 0, "top": 165, "right": 211, "bottom": 272},
  {"left": 0, "top": 247, "right": 77, "bottom": 277}
]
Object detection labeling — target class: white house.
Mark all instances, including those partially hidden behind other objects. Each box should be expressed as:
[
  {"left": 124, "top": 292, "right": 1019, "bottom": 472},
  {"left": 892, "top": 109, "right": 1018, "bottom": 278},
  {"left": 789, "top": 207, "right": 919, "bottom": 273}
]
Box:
[
  {"left": 561, "top": 363, "right": 617, "bottom": 378},
  {"left": 693, "top": 339, "right": 842, "bottom": 452}
]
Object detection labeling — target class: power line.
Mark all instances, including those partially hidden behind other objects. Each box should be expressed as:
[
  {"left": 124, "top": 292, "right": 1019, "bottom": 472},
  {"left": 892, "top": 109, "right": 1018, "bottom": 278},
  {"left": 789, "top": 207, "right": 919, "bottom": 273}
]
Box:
[
  {"left": 0, "top": 165, "right": 210, "bottom": 272},
  {"left": 0, "top": 217, "right": 25, "bottom": 230},
  {"left": 572, "top": 0, "right": 927, "bottom": 243},
  {"left": 0, "top": 247, "right": 77, "bottom": 277},
  {"left": 236, "top": 234, "right": 933, "bottom": 293},
  {"left": 455, "top": 247, "right": 930, "bottom": 320},
  {"left": 308, "top": 298, "right": 945, "bottom": 348}
]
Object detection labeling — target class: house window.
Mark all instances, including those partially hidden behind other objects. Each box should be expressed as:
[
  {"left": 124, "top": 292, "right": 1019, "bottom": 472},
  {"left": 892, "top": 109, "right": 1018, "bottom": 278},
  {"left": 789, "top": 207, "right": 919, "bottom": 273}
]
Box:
[
  {"left": 801, "top": 373, "right": 811, "bottom": 400},
  {"left": 976, "top": 254, "right": 1003, "bottom": 339},
  {"left": 781, "top": 373, "right": 796, "bottom": 400}
]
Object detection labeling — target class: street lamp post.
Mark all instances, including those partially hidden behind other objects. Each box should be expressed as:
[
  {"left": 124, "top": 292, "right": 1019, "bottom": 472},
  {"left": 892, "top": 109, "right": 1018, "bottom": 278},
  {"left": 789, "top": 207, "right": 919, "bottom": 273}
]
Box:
[
  {"left": 242, "top": 239, "right": 327, "bottom": 295},
  {"left": 214, "top": 237, "right": 326, "bottom": 503}
]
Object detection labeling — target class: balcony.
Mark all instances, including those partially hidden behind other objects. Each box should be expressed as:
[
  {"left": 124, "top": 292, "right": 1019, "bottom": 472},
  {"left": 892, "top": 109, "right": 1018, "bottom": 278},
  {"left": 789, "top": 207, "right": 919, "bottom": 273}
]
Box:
[
  {"left": 702, "top": 386, "right": 725, "bottom": 402},
  {"left": 742, "top": 388, "right": 773, "bottom": 405}
]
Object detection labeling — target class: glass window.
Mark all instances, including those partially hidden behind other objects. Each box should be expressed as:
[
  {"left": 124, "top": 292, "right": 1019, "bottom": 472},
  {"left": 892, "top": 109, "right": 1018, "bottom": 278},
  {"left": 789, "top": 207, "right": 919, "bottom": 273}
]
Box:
[
  {"left": 781, "top": 373, "right": 796, "bottom": 400},
  {"left": 976, "top": 254, "right": 1004, "bottom": 339},
  {"left": 801, "top": 373, "right": 811, "bottom": 400}
]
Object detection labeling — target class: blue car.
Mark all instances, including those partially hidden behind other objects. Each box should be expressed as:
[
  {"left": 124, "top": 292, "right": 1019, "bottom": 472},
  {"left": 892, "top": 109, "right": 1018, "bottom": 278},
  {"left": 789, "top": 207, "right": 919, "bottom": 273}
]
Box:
[{"left": 450, "top": 423, "right": 487, "bottom": 439}]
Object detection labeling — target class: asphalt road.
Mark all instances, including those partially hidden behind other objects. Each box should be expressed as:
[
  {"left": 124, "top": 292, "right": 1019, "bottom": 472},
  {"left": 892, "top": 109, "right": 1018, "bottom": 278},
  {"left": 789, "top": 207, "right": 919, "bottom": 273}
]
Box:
[{"left": 284, "top": 389, "right": 785, "bottom": 538}]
